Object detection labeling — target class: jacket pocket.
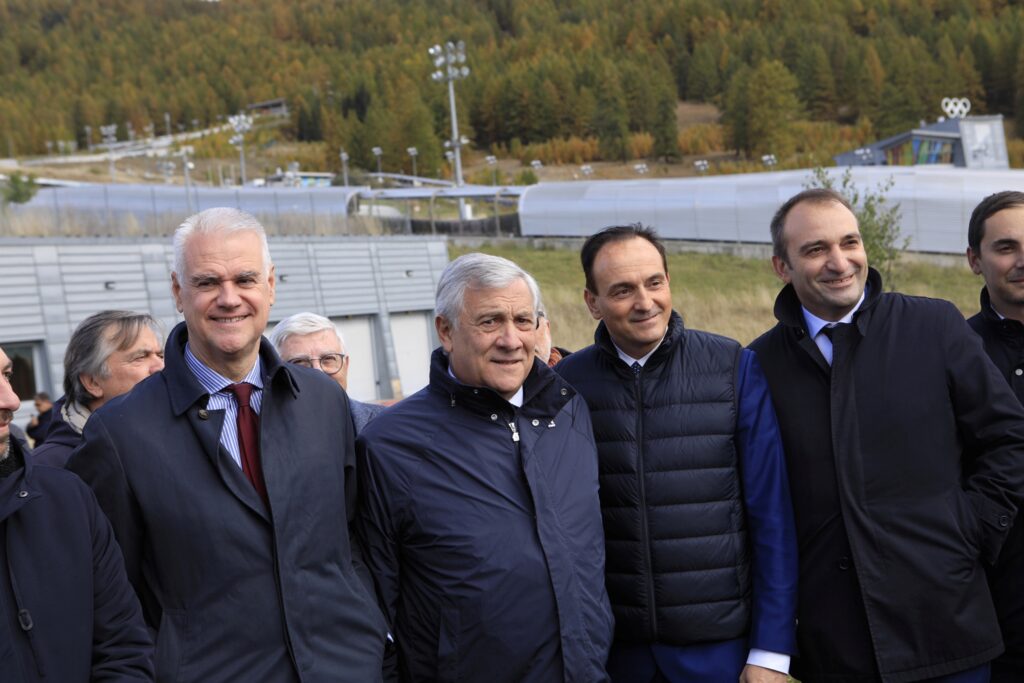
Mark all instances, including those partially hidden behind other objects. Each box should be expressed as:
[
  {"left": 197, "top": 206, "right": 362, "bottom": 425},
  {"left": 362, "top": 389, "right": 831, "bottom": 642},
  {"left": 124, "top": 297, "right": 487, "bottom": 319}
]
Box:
[
  {"left": 436, "top": 607, "right": 460, "bottom": 683},
  {"left": 154, "top": 609, "right": 186, "bottom": 682},
  {"left": 947, "top": 490, "right": 982, "bottom": 558}
]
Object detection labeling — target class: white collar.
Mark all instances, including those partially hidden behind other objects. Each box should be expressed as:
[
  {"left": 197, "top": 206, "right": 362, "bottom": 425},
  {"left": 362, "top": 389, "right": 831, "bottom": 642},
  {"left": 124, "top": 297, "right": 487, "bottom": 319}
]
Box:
[{"left": 613, "top": 333, "right": 667, "bottom": 368}]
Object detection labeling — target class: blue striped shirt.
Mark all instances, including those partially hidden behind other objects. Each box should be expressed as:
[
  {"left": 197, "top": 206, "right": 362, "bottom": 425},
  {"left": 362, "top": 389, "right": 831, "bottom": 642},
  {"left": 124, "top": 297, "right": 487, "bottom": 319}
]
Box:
[{"left": 184, "top": 343, "right": 264, "bottom": 468}]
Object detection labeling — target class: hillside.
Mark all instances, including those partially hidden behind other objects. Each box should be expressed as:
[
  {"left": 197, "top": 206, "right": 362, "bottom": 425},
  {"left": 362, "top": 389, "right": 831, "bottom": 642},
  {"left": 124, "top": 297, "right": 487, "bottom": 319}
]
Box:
[{"left": 4, "top": 0, "right": 1024, "bottom": 175}]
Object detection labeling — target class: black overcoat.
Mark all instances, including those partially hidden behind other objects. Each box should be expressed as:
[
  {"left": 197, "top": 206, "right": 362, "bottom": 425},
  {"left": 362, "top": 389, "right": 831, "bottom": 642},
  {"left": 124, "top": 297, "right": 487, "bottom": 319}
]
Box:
[{"left": 749, "top": 269, "right": 1024, "bottom": 682}]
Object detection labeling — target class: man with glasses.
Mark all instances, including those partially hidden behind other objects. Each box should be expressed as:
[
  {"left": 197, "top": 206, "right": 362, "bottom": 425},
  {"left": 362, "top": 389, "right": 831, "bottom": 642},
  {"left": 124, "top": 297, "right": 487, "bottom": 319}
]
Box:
[
  {"left": 356, "top": 252, "right": 613, "bottom": 681},
  {"left": 269, "top": 312, "right": 384, "bottom": 433}
]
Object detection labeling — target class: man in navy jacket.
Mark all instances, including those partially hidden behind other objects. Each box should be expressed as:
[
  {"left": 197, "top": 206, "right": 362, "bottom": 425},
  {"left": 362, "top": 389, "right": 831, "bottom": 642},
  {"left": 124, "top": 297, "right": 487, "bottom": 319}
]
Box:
[
  {"left": 0, "top": 345, "right": 154, "bottom": 682},
  {"left": 555, "top": 226, "right": 797, "bottom": 683},
  {"left": 357, "top": 253, "right": 613, "bottom": 682},
  {"left": 69, "top": 207, "right": 388, "bottom": 682}
]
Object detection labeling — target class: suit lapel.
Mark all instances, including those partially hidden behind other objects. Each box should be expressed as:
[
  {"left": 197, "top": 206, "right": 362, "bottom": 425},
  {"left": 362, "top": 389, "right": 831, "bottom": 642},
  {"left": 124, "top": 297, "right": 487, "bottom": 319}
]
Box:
[{"left": 185, "top": 405, "right": 270, "bottom": 522}]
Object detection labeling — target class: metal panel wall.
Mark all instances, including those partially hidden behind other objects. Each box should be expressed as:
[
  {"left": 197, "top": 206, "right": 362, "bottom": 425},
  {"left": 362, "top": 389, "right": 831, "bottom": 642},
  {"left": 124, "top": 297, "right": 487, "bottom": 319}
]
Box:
[{"left": 0, "top": 235, "right": 448, "bottom": 402}]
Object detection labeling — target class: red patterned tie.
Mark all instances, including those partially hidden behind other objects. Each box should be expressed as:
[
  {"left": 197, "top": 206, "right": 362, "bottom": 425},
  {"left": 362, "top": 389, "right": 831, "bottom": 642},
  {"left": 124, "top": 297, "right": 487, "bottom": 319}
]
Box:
[{"left": 227, "top": 383, "right": 268, "bottom": 505}]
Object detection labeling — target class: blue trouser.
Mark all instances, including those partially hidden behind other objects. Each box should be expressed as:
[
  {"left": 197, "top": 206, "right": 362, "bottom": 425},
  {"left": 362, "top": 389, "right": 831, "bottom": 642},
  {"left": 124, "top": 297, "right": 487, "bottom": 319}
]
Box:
[{"left": 606, "top": 638, "right": 747, "bottom": 683}]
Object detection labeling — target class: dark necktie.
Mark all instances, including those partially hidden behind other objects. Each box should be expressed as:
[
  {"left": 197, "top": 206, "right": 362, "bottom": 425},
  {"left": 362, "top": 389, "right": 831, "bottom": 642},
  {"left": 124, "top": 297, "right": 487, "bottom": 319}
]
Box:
[
  {"left": 821, "top": 323, "right": 847, "bottom": 341},
  {"left": 631, "top": 361, "right": 642, "bottom": 376},
  {"left": 227, "top": 382, "right": 268, "bottom": 505}
]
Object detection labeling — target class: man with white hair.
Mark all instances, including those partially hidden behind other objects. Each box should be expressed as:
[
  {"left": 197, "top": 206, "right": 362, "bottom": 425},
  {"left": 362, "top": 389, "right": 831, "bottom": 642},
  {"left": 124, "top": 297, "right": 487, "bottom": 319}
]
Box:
[
  {"left": 269, "top": 312, "right": 384, "bottom": 433},
  {"left": 356, "top": 252, "right": 613, "bottom": 681},
  {"left": 34, "top": 310, "right": 165, "bottom": 468},
  {"left": 69, "top": 207, "right": 388, "bottom": 682}
]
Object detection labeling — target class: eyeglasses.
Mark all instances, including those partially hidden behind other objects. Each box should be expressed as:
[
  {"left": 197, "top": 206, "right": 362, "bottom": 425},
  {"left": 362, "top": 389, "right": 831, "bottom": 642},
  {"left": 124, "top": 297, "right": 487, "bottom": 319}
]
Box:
[{"left": 286, "top": 353, "right": 347, "bottom": 375}]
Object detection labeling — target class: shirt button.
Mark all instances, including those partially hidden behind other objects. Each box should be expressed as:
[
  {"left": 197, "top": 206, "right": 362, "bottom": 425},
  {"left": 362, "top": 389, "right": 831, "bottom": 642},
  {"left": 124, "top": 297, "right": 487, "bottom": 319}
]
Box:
[
  {"left": 17, "top": 491, "right": 28, "bottom": 498},
  {"left": 531, "top": 419, "right": 540, "bottom": 426},
  {"left": 838, "top": 556, "right": 851, "bottom": 570},
  {"left": 490, "top": 414, "right": 498, "bottom": 421},
  {"left": 198, "top": 409, "right": 209, "bottom": 420},
  {"left": 560, "top": 388, "right": 567, "bottom": 396}
]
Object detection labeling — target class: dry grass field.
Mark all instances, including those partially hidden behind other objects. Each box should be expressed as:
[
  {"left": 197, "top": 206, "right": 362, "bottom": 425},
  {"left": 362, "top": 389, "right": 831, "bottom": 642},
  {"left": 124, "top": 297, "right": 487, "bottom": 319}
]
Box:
[{"left": 450, "top": 243, "right": 983, "bottom": 348}]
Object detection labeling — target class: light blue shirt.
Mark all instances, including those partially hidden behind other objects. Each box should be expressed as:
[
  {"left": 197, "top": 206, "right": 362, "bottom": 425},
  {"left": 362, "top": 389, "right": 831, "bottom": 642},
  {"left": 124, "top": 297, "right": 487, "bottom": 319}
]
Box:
[
  {"left": 802, "top": 290, "right": 867, "bottom": 365},
  {"left": 184, "top": 344, "right": 263, "bottom": 468}
]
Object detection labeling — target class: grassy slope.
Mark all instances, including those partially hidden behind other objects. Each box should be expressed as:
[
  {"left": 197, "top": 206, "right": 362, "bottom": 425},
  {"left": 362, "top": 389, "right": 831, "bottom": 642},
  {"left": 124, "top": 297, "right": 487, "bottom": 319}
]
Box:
[{"left": 450, "top": 243, "right": 983, "bottom": 347}]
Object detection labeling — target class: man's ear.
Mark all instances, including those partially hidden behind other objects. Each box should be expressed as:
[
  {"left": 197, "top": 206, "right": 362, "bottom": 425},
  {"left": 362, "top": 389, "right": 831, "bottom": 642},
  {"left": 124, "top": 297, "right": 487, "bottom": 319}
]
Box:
[
  {"left": 771, "top": 255, "right": 792, "bottom": 283},
  {"left": 435, "top": 315, "right": 455, "bottom": 353},
  {"left": 79, "top": 373, "right": 104, "bottom": 403},
  {"left": 967, "top": 247, "right": 983, "bottom": 275},
  {"left": 171, "top": 273, "right": 184, "bottom": 313},
  {"left": 583, "top": 288, "right": 602, "bottom": 321}
]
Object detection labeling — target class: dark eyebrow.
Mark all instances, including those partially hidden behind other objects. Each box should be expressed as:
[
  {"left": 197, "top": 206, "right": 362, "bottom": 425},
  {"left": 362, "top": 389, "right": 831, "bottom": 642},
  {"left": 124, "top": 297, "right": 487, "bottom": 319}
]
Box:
[
  {"left": 991, "top": 238, "right": 1021, "bottom": 248},
  {"left": 236, "top": 270, "right": 260, "bottom": 279}
]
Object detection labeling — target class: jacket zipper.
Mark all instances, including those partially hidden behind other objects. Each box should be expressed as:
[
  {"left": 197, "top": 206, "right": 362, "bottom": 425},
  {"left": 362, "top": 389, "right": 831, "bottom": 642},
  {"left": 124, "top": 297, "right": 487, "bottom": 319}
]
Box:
[
  {"left": 634, "top": 368, "right": 658, "bottom": 640},
  {"left": 507, "top": 420, "right": 520, "bottom": 442}
]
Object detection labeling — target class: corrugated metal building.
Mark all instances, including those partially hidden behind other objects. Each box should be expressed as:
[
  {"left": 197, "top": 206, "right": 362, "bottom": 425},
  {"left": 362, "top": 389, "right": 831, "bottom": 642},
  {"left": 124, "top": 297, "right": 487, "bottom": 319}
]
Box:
[{"left": 1, "top": 235, "right": 448, "bottom": 426}]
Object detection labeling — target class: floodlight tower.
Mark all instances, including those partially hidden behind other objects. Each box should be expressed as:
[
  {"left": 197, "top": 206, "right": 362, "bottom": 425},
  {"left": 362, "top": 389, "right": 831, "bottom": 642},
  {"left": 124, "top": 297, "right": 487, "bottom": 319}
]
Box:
[
  {"left": 429, "top": 41, "right": 470, "bottom": 187},
  {"left": 228, "top": 112, "right": 253, "bottom": 185}
]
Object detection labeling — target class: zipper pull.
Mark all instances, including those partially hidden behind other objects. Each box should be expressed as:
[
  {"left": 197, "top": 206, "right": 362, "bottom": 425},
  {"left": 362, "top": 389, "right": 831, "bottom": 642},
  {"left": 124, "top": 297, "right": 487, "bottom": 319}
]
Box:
[{"left": 508, "top": 421, "right": 520, "bottom": 442}]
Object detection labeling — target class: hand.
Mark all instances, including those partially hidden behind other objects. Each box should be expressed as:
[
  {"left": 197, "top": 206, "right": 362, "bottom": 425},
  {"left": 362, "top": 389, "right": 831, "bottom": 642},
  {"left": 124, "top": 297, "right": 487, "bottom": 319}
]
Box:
[
  {"left": 28, "top": 415, "right": 38, "bottom": 428},
  {"left": 739, "top": 664, "right": 788, "bottom": 683}
]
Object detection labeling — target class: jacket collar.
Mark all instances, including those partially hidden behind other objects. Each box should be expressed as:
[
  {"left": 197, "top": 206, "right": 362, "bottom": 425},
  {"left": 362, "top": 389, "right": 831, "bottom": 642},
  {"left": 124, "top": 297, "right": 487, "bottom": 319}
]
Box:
[
  {"left": 977, "top": 286, "right": 1024, "bottom": 338},
  {"left": 428, "top": 347, "right": 574, "bottom": 418},
  {"left": 163, "top": 321, "right": 299, "bottom": 417},
  {"left": 593, "top": 310, "right": 685, "bottom": 371},
  {"left": 0, "top": 439, "right": 41, "bottom": 522},
  {"left": 773, "top": 267, "right": 883, "bottom": 338}
]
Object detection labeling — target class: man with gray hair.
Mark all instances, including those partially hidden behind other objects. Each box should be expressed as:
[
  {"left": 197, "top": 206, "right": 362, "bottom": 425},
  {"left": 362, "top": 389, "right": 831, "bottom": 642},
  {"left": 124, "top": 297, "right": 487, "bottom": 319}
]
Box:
[
  {"left": 70, "top": 207, "right": 389, "bottom": 682},
  {"left": 356, "top": 252, "right": 613, "bottom": 681},
  {"left": 269, "top": 312, "right": 384, "bottom": 433},
  {"left": 34, "top": 310, "right": 165, "bottom": 468}
]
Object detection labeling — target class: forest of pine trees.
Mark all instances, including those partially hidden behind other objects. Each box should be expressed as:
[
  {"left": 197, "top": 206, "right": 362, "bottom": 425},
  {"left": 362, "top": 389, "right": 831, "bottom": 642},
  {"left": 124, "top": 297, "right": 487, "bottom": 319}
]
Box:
[{"left": 3, "top": 0, "right": 1024, "bottom": 173}]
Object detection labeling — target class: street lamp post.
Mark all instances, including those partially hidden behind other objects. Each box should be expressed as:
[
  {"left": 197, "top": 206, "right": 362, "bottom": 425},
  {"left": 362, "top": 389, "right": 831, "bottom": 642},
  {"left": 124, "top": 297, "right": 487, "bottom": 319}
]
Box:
[
  {"left": 694, "top": 159, "right": 709, "bottom": 174},
  {"left": 228, "top": 112, "right": 253, "bottom": 185},
  {"left": 84, "top": 125, "right": 93, "bottom": 151},
  {"left": 372, "top": 146, "right": 383, "bottom": 178},
  {"left": 407, "top": 147, "right": 418, "bottom": 179},
  {"left": 339, "top": 149, "right": 350, "bottom": 186},
  {"left": 100, "top": 124, "right": 118, "bottom": 181},
  {"left": 164, "top": 112, "right": 171, "bottom": 138},
  {"left": 761, "top": 153, "right": 778, "bottom": 169}
]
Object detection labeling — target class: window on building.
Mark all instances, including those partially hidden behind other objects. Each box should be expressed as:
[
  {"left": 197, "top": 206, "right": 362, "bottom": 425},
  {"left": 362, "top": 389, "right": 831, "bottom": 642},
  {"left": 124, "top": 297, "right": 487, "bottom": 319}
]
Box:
[{"left": 3, "top": 342, "right": 42, "bottom": 401}]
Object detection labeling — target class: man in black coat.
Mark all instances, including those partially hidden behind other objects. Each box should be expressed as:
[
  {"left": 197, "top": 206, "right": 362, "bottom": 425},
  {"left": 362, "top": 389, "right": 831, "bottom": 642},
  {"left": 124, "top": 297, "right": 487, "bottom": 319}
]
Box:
[
  {"left": 69, "top": 207, "right": 388, "bottom": 682},
  {"left": 966, "top": 190, "right": 1024, "bottom": 682},
  {"left": 0, "top": 345, "right": 155, "bottom": 682},
  {"left": 749, "top": 188, "right": 1024, "bottom": 683}
]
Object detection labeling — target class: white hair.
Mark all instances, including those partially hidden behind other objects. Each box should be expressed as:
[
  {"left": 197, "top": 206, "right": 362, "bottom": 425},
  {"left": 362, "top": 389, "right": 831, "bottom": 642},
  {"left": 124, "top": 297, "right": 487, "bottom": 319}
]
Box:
[
  {"left": 435, "top": 252, "right": 541, "bottom": 327},
  {"left": 172, "top": 207, "right": 272, "bottom": 278},
  {"left": 268, "top": 312, "right": 345, "bottom": 352}
]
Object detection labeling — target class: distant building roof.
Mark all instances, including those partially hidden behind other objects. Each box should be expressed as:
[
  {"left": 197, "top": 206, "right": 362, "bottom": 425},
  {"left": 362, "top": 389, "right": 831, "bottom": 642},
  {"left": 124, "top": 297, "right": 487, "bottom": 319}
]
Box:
[{"left": 835, "top": 115, "right": 1008, "bottom": 169}]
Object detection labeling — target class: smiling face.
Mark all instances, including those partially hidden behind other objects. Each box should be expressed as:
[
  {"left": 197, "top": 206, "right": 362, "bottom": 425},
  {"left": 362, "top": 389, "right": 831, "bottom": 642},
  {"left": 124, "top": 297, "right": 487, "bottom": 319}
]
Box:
[
  {"left": 436, "top": 278, "right": 537, "bottom": 400},
  {"left": 81, "top": 325, "right": 165, "bottom": 410},
  {"left": 968, "top": 205, "right": 1024, "bottom": 321},
  {"left": 171, "top": 230, "right": 275, "bottom": 381},
  {"left": 584, "top": 236, "right": 673, "bottom": 359},
  {"left": 773, "top": 199, "right": 868, "bottom": 322},
  {"left": 0, "top": 348, "right": 19, "bottom": 460},
  {"left": 278, "top": 329, "right": 350, "bottom": 390}
]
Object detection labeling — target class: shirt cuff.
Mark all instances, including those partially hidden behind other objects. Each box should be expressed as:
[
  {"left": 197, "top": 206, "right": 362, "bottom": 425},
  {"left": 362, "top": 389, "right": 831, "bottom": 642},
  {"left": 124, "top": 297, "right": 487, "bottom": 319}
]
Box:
[{"left": 747, "top": 649, "right": 790, "bottom": 674}]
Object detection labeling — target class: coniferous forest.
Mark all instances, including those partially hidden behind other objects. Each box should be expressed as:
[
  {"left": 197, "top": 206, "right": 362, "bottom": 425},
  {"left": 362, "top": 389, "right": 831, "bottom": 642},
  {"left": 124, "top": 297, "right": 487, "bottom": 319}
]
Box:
[{"left": 3, "top": 0, "right": 1024, "bottom": 173}]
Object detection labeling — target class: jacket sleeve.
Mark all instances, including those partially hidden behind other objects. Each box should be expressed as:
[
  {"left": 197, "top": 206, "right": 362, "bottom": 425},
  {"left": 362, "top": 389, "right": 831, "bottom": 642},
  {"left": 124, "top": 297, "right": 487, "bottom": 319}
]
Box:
[
  {"left": 945, "top": 303, "right": 1024, "bottom": 564},
  {"left": 67, "top": 413, "right": 156, "bottom": 627},
  {"left": 735, "top": 349, "right": 798, "bottom": 657},
  {"left": 84, "top": 479, "right": 156, "bottom": 681},
  {"left": 355, "top": 433, "right": 402, "bottom": 682}
]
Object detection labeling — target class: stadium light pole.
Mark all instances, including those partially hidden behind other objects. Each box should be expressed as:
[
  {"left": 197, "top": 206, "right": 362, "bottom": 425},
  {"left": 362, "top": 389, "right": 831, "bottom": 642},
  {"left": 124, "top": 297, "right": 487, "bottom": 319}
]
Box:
[
  {"left": 100, "top": 124, "right": 118, "bottom": 181},
  {"left": 430, "top": 40, "right": 471, "bottom": 220},
  {"left": 372, "top": 146, "right": 383, "bottom": 178},
  {"left": 228, "top": 112, "right": 253, "bottom": 185},
  {"left": 339, "top": 149, "right": 350, "bottom": 186},
  {"left": 407, "top": 146, "right": 418, "bottom": 179}
]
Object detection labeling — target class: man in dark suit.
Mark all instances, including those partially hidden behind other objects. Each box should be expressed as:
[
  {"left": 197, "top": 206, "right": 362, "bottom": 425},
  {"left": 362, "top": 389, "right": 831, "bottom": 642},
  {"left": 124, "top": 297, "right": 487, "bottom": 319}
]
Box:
[
  {"left": 966, "top": 190, "right": 1024, "bottom": 682},
  {"left": 750, "top": 188, "right": 1024, "bottom": 682},
  {"left": 69, "top": 207, "right": 388, "bottom": 682}
]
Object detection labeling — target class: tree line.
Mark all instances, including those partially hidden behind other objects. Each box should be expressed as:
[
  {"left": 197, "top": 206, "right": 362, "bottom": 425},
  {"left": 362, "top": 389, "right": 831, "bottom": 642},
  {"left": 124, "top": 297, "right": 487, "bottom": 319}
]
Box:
[{"left": 3, "top": 0, "right": 1024, "bottom": 173}]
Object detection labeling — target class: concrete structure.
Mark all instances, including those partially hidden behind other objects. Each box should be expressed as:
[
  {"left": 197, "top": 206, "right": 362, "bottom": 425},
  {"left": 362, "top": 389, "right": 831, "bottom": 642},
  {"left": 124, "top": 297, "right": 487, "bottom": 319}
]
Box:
[{"left": 0, "top": 235, "right": 447, "bottom": 428}]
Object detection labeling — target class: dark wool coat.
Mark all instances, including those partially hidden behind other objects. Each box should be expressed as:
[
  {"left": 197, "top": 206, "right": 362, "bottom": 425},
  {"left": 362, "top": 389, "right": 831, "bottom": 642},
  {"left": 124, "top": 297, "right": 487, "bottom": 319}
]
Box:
[
  {"left": 750, "top": 269, "right": 1024, "bottom": 682},
  {"left": 69, "top": 322, "right": 389, "bottom": 683},
  {"left": 968, "top": 287, "right": 1024, "bottom": 682},
  {"left": 0, "top": 438, "right": 154, "bottom": 682},
  {"left": 357, "top": 349, "right": 614, "bottom": 683},
  {"left": 31, "top": 397, "right": 82, "bottom": 468}
]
